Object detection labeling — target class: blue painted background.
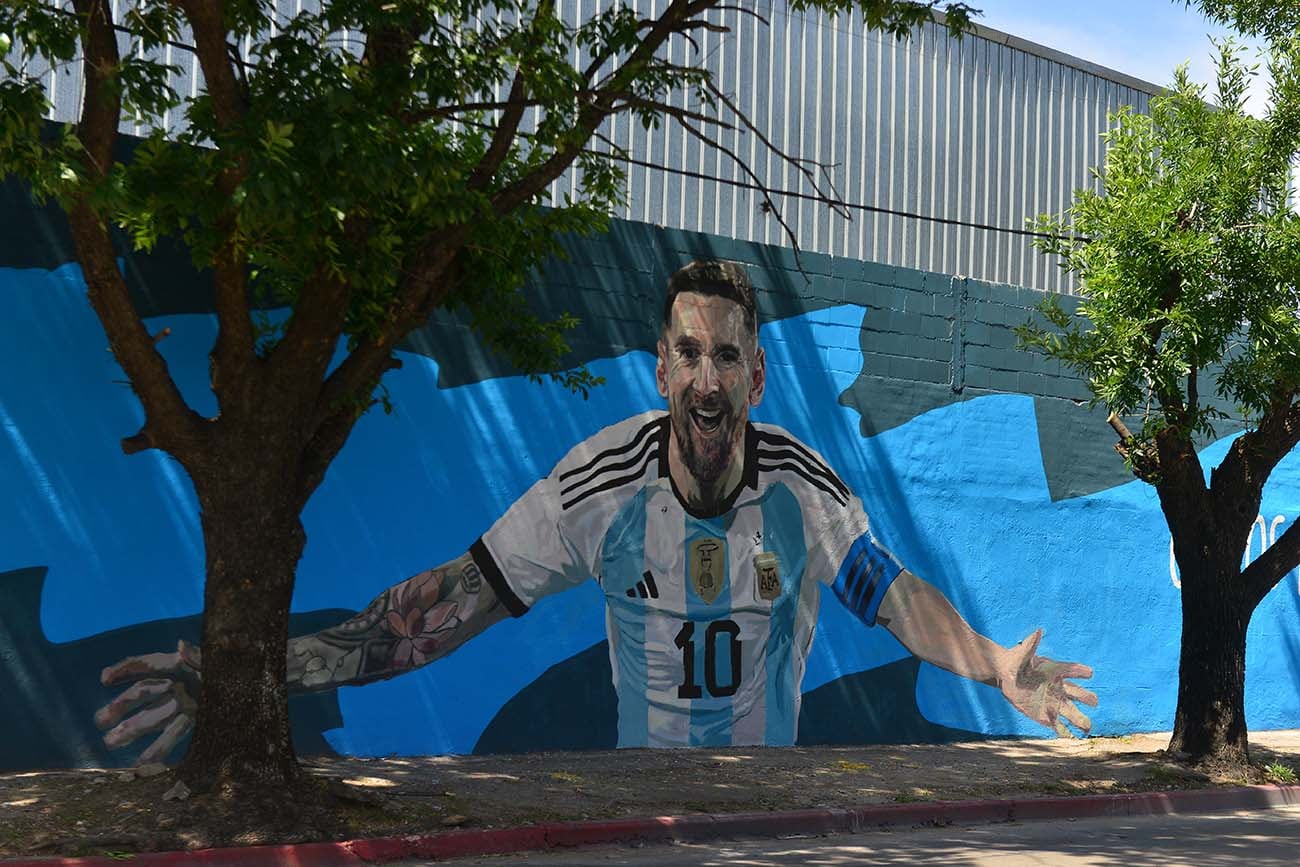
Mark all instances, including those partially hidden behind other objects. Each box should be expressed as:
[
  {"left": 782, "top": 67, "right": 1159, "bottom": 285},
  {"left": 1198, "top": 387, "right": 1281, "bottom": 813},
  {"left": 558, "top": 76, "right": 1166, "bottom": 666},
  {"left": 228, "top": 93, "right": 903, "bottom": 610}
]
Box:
[{"left": 3, "top": 227, "right": 1300, "bottom": 766}]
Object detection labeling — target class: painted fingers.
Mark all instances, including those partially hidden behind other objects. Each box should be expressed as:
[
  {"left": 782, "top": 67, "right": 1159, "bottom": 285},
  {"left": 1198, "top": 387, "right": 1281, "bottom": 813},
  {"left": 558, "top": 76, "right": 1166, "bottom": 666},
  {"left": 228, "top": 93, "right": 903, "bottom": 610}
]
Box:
[
  {"left": 1039, "top": 658, "right": 1097, "bottom": 738},
  {"left": 1004, "top": 630, "right": 1098, "bottom": 739},
  {"left": 96, "top": 640, "right": 200, "bottom": 763},
  {"left": 100, "top": 640, "right": 201, "bottom": 686}
]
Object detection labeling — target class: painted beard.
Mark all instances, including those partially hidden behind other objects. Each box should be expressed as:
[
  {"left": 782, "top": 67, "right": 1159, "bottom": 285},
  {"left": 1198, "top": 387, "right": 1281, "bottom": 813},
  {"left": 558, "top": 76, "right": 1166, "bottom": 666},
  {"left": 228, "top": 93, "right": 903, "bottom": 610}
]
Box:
[{"left": 670, "top": 393, "right": 741, "bottom": 484}]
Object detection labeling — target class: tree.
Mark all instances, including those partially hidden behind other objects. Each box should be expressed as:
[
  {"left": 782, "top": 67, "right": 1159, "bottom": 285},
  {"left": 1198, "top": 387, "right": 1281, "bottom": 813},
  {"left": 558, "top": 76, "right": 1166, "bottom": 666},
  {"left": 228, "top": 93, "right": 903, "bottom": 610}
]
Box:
[
  {"left": 1184, "top": 0, "right": 1300, "bottom": 41},
  {"left": 0, "top": 0, "right": 975, "bottom": 794},
  {"left": 1019, "top": 38, "right": 1300, "bottom": 766}
]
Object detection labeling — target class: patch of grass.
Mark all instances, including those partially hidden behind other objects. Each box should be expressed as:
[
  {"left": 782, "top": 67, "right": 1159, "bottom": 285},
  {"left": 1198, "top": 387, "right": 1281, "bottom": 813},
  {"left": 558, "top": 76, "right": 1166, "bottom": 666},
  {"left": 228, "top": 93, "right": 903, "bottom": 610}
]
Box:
[
  {"left": 1263, "top": 762, "right": 1298, "bottom": 785},
  {"left": 834, "top": 761, "right": 871, "bottom": 772},
  {"left": 891, "top": 789, "right": 933, "bottom": 803},
  {"left": 549, "top": 772, "right": 583, "bottom": 785},
  {"left": 1145, "top": 764, "right": 1186, "bottom": 784}
]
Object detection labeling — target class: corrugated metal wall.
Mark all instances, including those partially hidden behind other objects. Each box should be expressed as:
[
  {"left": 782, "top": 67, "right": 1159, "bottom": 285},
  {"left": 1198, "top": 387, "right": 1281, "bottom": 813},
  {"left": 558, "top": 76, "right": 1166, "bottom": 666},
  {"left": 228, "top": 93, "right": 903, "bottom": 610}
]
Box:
[
  {"left": 18, "top": 2, "right": 1161, "bottom": 293},
  {"left": 573, "top": 5, "right": 1159, "bottom": 293}
]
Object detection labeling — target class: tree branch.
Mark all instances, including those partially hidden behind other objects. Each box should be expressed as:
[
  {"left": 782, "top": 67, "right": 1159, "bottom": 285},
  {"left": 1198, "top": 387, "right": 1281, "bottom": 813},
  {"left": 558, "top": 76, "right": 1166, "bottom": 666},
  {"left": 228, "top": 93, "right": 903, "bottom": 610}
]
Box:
[
  {"left": 1210, "top": 394, "right": 1300, "bottom": 561},
  {"left": 262, "top": 19, "right": 423, "bottom": 402},
  {"left": 265, "top": 269, "right": 356, "bottom": 407},
  {"left": 293, "top": 239, "right": 463, "bottom": 497},
  {"left": 468, "top": 69, "right": 532, "bottom": 189},
  {"left": 402, "top": 98, "right": 546, "bottom": 125},
  {"left": 67, "top": 0, "right": 205, "bottom": 457},
  {"left": 613, "top": 94, "right": 737, "bottom": 130},
  {"left": 705, "top": 80, "right": 850, "bottom": 219},
  {"left": 297, "top": 355, "right": 403, "bottom": 500},
  {"left": 712, "top": 4, "right": 770, "bottom": 26},
  {"left": 673, "top": 114, "right": 802, "bottom": 251},
  {"left": 1107, "top": 411, "right": 1160, "bottom": 482},
  {"left": 1243, "top": 513, "right": 1300, "bottom": 606},
  {"left": 468, "top": 0, "right": 555, "bottom": 189},
  {"left": 176, "top": 0, "right": 257, "bottom": 403},
  {"left": 490, "top": 0, "right": 697, "bottom": 214},
  {"left": 306, "top": 231, "right": 466, "bottom": 456},
  {"left": 175, "top": 0, "right": 247, "bottom": 128}
]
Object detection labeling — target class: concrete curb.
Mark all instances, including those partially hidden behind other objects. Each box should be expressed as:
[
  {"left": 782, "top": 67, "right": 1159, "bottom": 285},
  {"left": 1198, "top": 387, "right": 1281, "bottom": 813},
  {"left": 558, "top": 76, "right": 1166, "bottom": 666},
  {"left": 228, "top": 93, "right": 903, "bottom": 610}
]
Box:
[{"left": 9, "top": 784, "right": 1300, "bottom": 866}]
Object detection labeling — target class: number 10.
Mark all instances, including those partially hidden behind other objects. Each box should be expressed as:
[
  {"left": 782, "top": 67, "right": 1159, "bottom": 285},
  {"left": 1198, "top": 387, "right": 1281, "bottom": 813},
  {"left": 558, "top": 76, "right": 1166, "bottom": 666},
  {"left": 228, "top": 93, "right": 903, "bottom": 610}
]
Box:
[{"left": 674, "top": 619, "right": 742, "bottom": 698}]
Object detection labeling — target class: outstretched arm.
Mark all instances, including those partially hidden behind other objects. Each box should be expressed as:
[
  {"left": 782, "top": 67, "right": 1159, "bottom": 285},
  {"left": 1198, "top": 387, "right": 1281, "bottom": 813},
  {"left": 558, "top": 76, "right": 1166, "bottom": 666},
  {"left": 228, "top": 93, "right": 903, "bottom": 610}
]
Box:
[
  {"left": 96, "top": 551, "right": 508, "bottom": 761},
  {"left": 287, "top": 551, "right": 508, "bottom": 690},
  {"left": 876, "top": 570, "right": 1097, "bottom": 736}
]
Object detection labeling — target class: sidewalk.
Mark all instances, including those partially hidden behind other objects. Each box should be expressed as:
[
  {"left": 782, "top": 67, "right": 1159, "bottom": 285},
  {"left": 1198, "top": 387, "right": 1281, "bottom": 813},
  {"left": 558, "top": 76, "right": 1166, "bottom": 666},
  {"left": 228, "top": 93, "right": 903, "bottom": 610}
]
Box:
[{"left": 4, "top": 731, "right": 1300, "bottom": 865}]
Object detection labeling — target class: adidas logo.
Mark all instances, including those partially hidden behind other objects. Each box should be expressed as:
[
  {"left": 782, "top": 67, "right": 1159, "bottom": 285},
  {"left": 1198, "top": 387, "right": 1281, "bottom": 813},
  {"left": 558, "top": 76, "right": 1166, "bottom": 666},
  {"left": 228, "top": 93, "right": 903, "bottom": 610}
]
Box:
[{"left": 626, "top": 570, "right": 660, "bottom": 599}]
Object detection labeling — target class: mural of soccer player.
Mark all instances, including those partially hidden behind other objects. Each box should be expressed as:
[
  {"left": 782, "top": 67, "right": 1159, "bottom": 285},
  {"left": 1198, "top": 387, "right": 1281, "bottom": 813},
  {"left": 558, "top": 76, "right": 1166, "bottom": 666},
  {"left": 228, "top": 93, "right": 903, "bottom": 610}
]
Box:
[{"left": 97, "top": 260, "right": 1097, "bottom": 760}]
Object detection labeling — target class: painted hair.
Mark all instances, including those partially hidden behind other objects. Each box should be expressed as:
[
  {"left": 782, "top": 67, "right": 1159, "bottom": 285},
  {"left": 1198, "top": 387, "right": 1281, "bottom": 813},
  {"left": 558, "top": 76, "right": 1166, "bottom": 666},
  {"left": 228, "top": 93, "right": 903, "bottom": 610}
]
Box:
[{"left": 661, "top": 259, "right": 758, "bottom": 338}]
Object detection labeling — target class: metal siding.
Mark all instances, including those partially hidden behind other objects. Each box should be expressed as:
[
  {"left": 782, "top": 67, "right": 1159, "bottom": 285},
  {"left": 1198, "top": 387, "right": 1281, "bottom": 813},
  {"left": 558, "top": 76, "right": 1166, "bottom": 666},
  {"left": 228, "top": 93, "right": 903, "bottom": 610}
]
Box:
[{"left": 16, "top": 3, "right": 1163, "bottom": 292}]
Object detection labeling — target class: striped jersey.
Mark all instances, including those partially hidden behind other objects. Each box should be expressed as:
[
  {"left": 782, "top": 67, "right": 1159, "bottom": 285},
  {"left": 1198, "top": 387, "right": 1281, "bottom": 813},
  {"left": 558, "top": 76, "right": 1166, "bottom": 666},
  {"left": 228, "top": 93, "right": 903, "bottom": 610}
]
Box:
[{"left": 471, "top": 411, "right": 903, "bottom": 748}]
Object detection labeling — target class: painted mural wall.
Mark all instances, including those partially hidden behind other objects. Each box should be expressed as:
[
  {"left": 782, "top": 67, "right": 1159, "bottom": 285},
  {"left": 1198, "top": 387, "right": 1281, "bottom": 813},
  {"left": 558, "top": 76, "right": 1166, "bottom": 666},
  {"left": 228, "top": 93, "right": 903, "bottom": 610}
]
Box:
[{"left": 3, "top": 177, "right": 1300, "bottom": 771}]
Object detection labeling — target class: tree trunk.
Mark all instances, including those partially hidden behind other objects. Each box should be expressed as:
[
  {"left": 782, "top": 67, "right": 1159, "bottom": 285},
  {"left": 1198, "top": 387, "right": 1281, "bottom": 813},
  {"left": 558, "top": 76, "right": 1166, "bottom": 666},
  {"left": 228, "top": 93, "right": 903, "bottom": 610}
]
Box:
[
  {"left": 179, "top": 468, "right": 306, "bottom": 793},
  {"left": 1167, "top": 557, "right": 1252, "bottom": 766}
]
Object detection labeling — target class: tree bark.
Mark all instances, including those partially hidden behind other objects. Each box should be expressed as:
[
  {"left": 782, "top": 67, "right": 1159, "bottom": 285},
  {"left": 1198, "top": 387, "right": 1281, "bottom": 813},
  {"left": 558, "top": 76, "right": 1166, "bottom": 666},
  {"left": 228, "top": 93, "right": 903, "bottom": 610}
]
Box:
[
  {"left": 1167, "top": 557, "right": 1252, "bottom": 766},
  {"left": 179, "top": 461, "right": 307, "bottom": 792}
]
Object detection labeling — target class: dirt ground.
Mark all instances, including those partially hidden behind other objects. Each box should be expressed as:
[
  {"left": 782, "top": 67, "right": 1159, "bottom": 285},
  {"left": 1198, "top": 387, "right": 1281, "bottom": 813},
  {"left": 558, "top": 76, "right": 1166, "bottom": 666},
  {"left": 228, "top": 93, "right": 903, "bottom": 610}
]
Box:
[{"left": 4, "top": 731, "right": 1300, "bottom": 860}]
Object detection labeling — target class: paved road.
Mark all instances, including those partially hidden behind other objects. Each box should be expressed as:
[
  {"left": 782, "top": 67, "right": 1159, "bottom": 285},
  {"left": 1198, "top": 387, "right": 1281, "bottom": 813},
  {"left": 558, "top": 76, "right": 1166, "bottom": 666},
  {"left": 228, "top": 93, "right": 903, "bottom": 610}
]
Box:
[{"left": 403, "top": 805, "right": 1300, "bottom": 866}]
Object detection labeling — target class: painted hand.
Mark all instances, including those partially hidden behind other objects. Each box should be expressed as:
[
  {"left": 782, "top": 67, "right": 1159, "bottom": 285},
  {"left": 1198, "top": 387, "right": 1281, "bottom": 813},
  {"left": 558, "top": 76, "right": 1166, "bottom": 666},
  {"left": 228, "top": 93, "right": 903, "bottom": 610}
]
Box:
[
  {"left": 95, "top": 640, "right": 201, "bottom": 765},
  {"left": 996, "top": 629, "right": 1097, "bottom": 737}
]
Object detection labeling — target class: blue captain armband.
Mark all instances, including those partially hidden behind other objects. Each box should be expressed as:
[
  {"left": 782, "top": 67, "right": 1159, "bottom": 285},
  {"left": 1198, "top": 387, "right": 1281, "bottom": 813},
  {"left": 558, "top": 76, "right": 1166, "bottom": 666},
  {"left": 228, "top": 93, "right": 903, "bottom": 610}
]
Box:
[{"left": 832, "top": 534, "right": 904, "bottom": 627}]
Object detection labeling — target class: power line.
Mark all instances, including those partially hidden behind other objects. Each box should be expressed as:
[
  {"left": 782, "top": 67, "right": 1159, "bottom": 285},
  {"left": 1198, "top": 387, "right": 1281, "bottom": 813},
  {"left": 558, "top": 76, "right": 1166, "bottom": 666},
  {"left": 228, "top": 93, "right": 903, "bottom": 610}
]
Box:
[{"left": 607, "top": 152, "right": 1078, "bottom": 241}]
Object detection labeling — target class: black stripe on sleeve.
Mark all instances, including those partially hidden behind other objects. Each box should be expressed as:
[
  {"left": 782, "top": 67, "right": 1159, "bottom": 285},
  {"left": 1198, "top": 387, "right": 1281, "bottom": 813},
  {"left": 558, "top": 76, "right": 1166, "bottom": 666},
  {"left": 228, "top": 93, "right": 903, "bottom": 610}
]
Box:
[
  {"left": 851, "top": 561, "right": 883, "bottom": 614},
  {"left": 558, "top": 418, "right": 663, "bottom": 483},
  {"left": 756, "top": 460, "right": 848, "bottom": 506},
  {"left": 857, "top": 563, "right": 885, "bottom": 614},
  {"left": 755, "top": 445, "right": 850, "bottom": 500},
  {"left": 469, "top": 537, "right": 528, "bottom": 618},
  {"left": 756, "top": 431, "right": 850, "bottom": 498},
  {"left": 562, "top": 453, "right": 658, "bottom": 510},
  {"left": 559, "top": 432, "right": 660, "bottom": 498},
  {"left": 843, "top": 546, "right": 869, "bottom": 600}
]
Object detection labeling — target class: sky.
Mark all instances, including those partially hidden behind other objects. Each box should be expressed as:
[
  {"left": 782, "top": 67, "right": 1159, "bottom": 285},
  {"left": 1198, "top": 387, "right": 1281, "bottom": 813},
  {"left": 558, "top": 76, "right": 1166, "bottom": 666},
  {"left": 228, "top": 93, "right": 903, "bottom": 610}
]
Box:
[{"left": 974, "top": 0, "right": 1271, "bottom": 114}]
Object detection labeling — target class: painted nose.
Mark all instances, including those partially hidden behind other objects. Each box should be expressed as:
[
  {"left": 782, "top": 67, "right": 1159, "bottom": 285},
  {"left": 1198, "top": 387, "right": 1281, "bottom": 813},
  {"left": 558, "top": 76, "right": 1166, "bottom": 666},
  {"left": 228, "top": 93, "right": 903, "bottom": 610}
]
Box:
[{"left": 695, "top": 355, "right": 719, "bottom": 393}]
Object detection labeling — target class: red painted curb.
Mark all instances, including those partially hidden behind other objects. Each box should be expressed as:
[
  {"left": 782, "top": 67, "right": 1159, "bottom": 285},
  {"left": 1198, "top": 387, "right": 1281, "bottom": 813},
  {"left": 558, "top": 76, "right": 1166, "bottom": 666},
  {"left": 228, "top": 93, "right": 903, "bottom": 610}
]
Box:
[
  {"left": 7, "top": 784, "right": 1299, "bottom": 867},
  {"left": 3, "top": 841, "right": 365, "bottom": 867}
]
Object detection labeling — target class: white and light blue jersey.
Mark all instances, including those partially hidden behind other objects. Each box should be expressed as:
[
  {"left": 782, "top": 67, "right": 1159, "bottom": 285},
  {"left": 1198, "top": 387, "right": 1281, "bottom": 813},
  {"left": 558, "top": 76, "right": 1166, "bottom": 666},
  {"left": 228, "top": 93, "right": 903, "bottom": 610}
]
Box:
[{"left": 473, "top": 412, "right": 903, "bottom": 748}]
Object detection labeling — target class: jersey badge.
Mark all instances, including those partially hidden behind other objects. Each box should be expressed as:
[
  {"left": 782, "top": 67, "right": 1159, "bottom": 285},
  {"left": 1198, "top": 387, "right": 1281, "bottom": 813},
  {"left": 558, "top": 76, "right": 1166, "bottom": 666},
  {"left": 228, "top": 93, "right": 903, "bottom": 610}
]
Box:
[
  {"left": 754, "top": 551, "right": 782, "bottom": 601},
  {"left": 689, "top": 536, "right": 726, "bottom": 604}
]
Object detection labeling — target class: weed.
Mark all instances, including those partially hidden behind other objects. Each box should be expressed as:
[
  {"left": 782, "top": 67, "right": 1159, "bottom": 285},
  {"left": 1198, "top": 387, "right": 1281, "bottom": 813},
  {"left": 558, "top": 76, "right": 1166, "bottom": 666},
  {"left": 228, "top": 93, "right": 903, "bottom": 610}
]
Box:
[
  {"left": 1263, "top": 762, "right": 1298, "bottom": 785},
  {"left": 891, "top": 788, "right": 933, "bottom": 803}
]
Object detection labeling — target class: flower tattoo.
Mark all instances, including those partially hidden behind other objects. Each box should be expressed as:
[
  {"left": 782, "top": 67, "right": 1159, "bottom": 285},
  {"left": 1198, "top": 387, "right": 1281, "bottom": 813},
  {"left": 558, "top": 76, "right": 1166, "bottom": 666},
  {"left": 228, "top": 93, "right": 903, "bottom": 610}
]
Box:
[{"left": 384, "top": 570, "right": 462, "bottom": 669}]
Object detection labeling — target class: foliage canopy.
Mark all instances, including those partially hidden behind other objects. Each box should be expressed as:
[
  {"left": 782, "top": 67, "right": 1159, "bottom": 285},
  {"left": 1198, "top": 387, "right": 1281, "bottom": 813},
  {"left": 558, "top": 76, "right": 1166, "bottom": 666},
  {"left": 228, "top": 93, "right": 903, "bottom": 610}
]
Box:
[{"left": 1020, "top": 39, "right": 1300, "bottom": 451}]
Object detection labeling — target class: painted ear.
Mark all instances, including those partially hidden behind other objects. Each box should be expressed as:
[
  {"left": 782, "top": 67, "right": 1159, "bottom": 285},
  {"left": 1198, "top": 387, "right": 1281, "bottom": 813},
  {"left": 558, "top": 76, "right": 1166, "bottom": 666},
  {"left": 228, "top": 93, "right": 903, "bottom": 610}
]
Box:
[
  {"left": 750, "top": 346, "right": 766, "bottom": 406},
  {"left": 655, "top": 340, "right": 669, "bottom": 398}
]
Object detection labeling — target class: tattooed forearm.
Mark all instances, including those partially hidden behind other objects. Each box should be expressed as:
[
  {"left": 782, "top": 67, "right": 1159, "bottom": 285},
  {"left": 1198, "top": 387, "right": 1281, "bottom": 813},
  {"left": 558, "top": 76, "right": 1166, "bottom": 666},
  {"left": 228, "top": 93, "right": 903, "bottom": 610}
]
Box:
[{"left": 286, "top": 552, "right": 507, "bottom": 691}]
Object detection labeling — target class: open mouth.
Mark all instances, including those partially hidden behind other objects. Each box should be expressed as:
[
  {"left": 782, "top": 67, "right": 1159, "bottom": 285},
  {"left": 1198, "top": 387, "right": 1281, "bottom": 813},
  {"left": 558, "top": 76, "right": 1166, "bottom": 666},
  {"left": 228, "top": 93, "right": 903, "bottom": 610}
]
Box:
[{"left": 690, "top": 407, "right": 725, "bottom": 434}]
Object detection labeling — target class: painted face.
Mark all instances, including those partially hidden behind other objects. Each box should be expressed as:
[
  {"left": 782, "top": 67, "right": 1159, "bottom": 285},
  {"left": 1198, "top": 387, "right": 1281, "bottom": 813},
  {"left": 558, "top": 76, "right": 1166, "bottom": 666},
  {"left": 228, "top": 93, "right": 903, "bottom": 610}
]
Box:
[{"left": 656, "top": 292, "right": 765, "bottom": 485}]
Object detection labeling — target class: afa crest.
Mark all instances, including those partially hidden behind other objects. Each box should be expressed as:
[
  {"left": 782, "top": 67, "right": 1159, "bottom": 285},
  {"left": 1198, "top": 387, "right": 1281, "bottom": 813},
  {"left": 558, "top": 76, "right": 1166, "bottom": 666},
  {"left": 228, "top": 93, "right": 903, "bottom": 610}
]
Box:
[
  {"left": 689, "top": 536, "right": 725, "bottom": 604},
  {"left": 754, "top": 551, "right": 782, "bottom": 601}
]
